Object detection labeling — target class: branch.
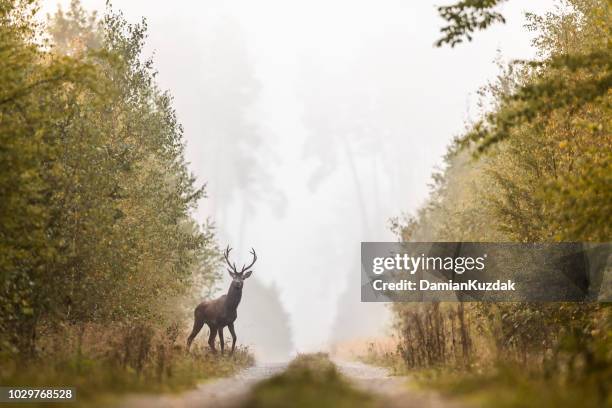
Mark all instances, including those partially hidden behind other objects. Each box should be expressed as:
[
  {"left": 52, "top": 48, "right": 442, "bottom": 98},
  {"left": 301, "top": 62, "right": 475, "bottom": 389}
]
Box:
[{"left": 435, "top": 0, "right": 507, "bottom": 47}]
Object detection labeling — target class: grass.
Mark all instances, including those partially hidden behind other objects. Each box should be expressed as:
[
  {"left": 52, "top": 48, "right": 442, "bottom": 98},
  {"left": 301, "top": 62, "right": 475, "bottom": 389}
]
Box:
[
  {"left": 362, "top": 340, "right": 611, "bottom": 408},
  {"left": 415, "top": 363, "right": 611, "bottom": 408},
  {"left": 1, "top": 335, "right": 254, "bottom": 407},
  {"left": 243, "top": 353, "right": 379, "bottom": 408},
  {"left": 364, "top": 352, "right": 611, "bottom": 408}
]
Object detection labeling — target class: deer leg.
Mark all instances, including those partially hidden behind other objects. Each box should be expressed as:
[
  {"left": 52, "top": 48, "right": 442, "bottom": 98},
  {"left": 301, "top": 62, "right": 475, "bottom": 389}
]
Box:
[
  {"left": 187, "top": 315, "right": 204, "bottom": 351},
  {"left": 218, "top": 327, "right": 225, "bottom": 355},
  {"left": 228, "top": 323, "right": 237, "bottom": 355},
  {"left": 207, "top": 325, "right": 217, "bottom": 353}
]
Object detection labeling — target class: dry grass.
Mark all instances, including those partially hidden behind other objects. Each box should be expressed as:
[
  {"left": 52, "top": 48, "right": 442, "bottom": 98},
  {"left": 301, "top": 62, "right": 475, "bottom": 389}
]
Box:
[
  {"left": 330, "top": 336, "right": 398, "bottom": 361},
  {"left": 0, "top": 322, "right": 254, "bottom": 407}
]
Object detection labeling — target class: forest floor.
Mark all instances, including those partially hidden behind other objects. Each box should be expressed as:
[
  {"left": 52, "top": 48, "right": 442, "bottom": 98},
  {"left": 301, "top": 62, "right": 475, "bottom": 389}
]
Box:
[
  {"left": 113, "top": 355, "right": 467, "bottom": 408},
  {"left": 114, "top": 363, "right": 287, "bottom": 408},
  {"left": 333, "top": 359, "right": 467, "bottom": 408}
]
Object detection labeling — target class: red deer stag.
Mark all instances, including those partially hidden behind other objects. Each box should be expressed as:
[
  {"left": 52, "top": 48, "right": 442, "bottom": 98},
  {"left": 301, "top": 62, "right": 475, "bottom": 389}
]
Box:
[{"left": 187, "top": 246, "right": 256, "bottom": 354}]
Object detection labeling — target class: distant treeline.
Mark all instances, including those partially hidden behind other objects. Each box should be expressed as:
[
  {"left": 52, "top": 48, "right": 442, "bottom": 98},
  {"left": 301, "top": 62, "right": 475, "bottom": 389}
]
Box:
[
  {"left": 385, "top": 0, "right": 610, "bottom": 405},
  {"left": 0, "top": 0, "right": 222, "bottom": 382}
]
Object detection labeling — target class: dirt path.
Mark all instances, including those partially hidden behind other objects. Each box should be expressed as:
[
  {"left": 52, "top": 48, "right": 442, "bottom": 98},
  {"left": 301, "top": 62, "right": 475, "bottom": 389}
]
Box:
[
  {"left": 116, "top": 359, "right": 465, "bottom": 408},
  {"left": 115, "top": 363, "right": 286, "bottom": 408},
  {"left": 334, "top": 359, "right": 467, "bottom": 408}
]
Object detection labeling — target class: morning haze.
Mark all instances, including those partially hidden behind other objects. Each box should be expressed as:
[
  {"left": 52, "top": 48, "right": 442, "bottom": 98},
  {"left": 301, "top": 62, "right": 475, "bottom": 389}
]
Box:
[{"left": 41, "top": 0, "right": 555, "bottom": 354}]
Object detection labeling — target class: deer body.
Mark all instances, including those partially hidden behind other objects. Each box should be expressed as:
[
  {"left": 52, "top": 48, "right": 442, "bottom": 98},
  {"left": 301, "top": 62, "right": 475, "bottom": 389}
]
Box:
[{"left": 187, "top": 246, "right": 256, "bottom": 354}]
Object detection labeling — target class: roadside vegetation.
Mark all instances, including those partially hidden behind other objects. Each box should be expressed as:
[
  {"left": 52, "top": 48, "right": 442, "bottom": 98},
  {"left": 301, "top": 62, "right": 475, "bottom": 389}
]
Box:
[
  {"left": 244, "top": 353, "right": 378, "bottom": 408},
  {"left": 372, "top": 1, "right": 611, "bottom": 407},
  {"left": 0, "top": 0, "right": 253, "bottom": 403},
  {"left": 3, "top": 340, "right": 253, "bottom": 407}
]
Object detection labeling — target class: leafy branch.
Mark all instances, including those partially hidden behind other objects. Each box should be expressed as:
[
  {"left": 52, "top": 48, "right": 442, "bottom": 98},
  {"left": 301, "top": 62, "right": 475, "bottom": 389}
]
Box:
[{"left": 435, "top": 0, "right": 507, "bottom": 47}]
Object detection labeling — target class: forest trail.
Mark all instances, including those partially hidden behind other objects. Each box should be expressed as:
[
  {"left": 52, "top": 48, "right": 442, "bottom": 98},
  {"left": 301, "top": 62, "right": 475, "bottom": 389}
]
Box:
[
  {"left": 116, "top": 359, "right": 466, "bottom": 408},
  {"left": 115, "top": 363, "right": 286, "bottom": 408},
  {"left": 334, "top": 359, "right": 467, "bottom": 408}
]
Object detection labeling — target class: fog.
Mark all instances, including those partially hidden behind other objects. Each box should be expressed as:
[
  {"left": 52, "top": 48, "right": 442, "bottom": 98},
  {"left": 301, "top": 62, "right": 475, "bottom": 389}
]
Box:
[{"left": 42, "top": 0, "right": 555, "bottom": 355}]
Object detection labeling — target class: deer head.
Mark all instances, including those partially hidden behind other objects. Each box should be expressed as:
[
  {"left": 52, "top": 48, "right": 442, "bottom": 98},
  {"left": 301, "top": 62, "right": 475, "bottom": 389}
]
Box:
[{"left": 223, "top": 246, "right": 256, "bottom": 290}]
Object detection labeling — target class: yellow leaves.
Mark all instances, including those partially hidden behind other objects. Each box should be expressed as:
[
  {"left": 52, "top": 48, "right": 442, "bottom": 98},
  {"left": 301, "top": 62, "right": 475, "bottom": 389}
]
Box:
[{"left": 558, "top": 140, "right": 568, "bottom": 149}]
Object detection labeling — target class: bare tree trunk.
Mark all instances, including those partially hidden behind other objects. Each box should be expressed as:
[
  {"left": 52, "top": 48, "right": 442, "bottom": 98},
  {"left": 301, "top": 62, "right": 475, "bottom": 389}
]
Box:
[
  {"left": 458, "top": 303, "right": 471, "bottom": 365},
  {"left": 340, "top": 134, "right": 370, "bottom": 235},
  {"left": 237, "top": 191, "right": 249, "bottom": 253}
]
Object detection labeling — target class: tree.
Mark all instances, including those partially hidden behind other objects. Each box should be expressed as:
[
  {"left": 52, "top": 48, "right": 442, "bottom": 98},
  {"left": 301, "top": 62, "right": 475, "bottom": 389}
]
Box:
[
  {"left": 437, "top": 0, "right": 611, "bottom": 153},
  {"left": 0, "top": 0, "right": 97, "bottom": 354},
  {"left": 391, "top": 1, "right": 610, "bottom": 399},
  {"left": 0, "top": 0, "right": 219, "bottom": 357}
]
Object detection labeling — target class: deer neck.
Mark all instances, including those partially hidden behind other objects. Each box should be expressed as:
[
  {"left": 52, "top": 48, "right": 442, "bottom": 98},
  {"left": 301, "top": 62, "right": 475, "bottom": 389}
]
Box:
[{"left": 225, "top": 283, "right": 242, "bottom": 312}]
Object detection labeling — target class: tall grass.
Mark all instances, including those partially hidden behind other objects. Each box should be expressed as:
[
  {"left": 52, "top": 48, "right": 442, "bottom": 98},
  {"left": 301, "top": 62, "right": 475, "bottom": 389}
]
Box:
[
  {"left": 364, "top": 303, "right": 611, "bottom": 408},
  {"left": 0, "top": 322, "right": 254, "bottom": 406}
]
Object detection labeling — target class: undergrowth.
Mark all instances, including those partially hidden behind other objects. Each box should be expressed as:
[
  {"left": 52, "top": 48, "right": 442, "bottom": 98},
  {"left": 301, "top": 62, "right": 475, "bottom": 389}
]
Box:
[
  {"left": 243, "top": 353, "right": 378, "bottom": 408},
  {"left": 0, "top": 323, "right": 254, "bottom": 407}
]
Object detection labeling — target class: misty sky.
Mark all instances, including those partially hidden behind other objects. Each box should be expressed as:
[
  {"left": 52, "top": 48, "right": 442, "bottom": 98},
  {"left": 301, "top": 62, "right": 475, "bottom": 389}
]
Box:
[{"left": 42, "top": 0, "right": 556, "bottom": 352}]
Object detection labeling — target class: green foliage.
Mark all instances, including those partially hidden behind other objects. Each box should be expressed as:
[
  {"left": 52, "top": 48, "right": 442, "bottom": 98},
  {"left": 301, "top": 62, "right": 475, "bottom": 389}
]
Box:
[
  {"left": 405, "top": 0, "right": 610, "bottom": 247},
  {"left": 0, "top": 0, "right": 98, "bottom": 354},
  {"left": 436, "top": 0, "right": 507, "bottom": 47},
  {"left": 420, "top": 333, "right": 611, "bottom": 408},
  {"left": 244, "top": 354, "right": 378, "bottom": 408},
  {"left": 389, "top": 1, "right": 611, "bottom": 406},
  {"left": 0, "top": 0, "right": 219, "bottom": 364},
  {"left": 442, "top": 0, "right": 611, "bottom": 155}
]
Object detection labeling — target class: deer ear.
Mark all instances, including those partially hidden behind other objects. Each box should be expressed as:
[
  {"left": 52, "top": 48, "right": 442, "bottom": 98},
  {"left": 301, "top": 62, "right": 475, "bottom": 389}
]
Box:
[
  {"left": 243, "top": 270, "right": 253, "bottom": 279},
  {"left": 227, "top": 268, "right": 236, "bottom": 278}
]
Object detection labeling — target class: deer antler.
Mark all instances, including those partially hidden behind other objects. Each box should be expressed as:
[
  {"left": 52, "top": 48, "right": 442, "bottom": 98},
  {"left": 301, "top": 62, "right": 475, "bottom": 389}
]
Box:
[
  {"left": 223, "top": 246, "right": 239, "bottom": 275},
  {"left": 240, "top": 248, "right": 257, "bottom": 274}
]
